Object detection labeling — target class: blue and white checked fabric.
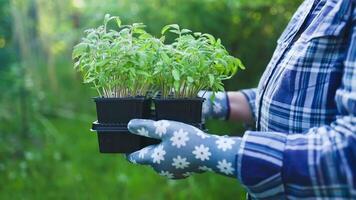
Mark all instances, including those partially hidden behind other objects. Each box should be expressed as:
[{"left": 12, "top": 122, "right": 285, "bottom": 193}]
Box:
[{"left": 239, "top": 0, "right": 356, "bottom": 199}]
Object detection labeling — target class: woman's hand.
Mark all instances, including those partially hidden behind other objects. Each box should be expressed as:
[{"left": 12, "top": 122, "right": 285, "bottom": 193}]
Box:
[
  {"left": 126, "top": 119, "right": 241, "bottom": 179},
  {"left": 199, "top": 90, "right": 255, "bottom": 125},
  {"left": 198, "top": 91, "right": 230, "bottom": 121}
]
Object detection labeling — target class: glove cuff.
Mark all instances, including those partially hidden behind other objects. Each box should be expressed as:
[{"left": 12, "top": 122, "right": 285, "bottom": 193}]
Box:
[{"left": 202, "top": 91, "right": 230, "bottom": 120}]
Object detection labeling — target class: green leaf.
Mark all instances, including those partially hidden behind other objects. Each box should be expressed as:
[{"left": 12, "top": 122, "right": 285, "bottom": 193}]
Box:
[
  {"left": 181, "top": 29, "right": 192, "bottom": 34},
  {"left": 172, "top": 69, "right": 180, "bottom": 81},
  {"left": 174, "top": 81, "right": 180, "bottom": 91},
  {"left": 216, "top": 83, "right": 225, "bottom": 91},
  {"left": 208, "top": 74, "right": 214, "bottom": 87},
  {"left": 72, "top": 43, "right": 88, "bottom": 59},
  {"left": 161, "top": 25, "right": 171, "bottom": 35},
  {"left": 168, "top": 24, "right": 180, "bottom": 30},
  {"left": 83, "top": 76, "right": 96, "bottom": 83},
  {"left": 136, "top": 70, "right": 150, "bottom": 77},
  {"left": 73, "top": 60, "right": 81, "bottom": 69},
  {"left": 139, "top": 33, "right": 151, "bottom": 39},
  {"left": 161, "top": 24, "right": 180, "bottom": 35},
  {"left": 214, "top": 64, "right": 225, "bottom": 74},
  {"left": 236, "top": 59, "right": 245, "bottom": 69},
  {"left": 133, "top": 28, "right": 146, "bottom": 34},
  {"left": 193, "top": 32, "right": 202, "bottom": 37},
  {"left": 210, "top": 92, "right": 216, "bottom": 101},
  {"left": 230, "top": 65, "right": 238, "bottom": 77},
  {"left": 115, "top": 17, "right": 121, "bottom": 27},
  {"left": 104, "top": 14, "right": 110, "bottom": 24},
  {"left": 203, "top": 33, "right": 216, "bottom": 44},
  {"left": 217, "top": 58, "right": 228, "bottom": 67},
  {"left": 133, "top": 23, "right": 146, "bottom": 29},
  {"left": 169, "top": 30, "right": 181, "bottom": 35},
  {"left": 104, "top": 31, "right": 117, "bottom": 38},
  {"left": 161, "top": 52, "right": 170, "bottom": 63},
  {"left": 96, "top": 59, "right": 110, "bottom": 67},
  {"left": 87, "top": 32, "right": 98, "bottom": 39}
]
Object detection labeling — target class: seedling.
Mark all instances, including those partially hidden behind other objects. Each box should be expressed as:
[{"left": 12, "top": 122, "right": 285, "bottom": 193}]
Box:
[
  {"left": 73, "top": 15, "right": 164, "bottom": 153},
  {"left": 155, "top": 24, "right": 245, "bottom": 98},
  {"left": 73, "top": 14, "right": 162, "bottom": 98}
]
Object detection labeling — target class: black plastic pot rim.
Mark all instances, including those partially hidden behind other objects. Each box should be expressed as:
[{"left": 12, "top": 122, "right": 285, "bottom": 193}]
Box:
[
  {"left": 153, "top": 97, "right": 204, "bottom": 101},
  {"left": 93, "top": 96, "right": 150, "bottom": 102},
  {"left": 91, "top": 121, "right": 206, "bottom": 132},
  {"left": 91, "top": 121, "right": 128, "bottom": 132}
]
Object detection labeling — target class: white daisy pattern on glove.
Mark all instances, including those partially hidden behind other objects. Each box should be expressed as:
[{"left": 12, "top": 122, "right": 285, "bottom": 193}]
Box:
[
  {"left": 139, "top": 147, "right": 149, "bottom": 159},
  {"left": 217, "top": 159, "right": 234, "bottom": 175},
  {"left": 127, "top": 119, "right": 241, "bottom": 179},
  {"left": 182, "top": 172, "right": 193, "bottom": 177},
  {"left": 137, "top": 127, "right": 149, "bottom": 137},
  {"left": 202, "top": 101, "right": 210, "bottom": 114},
  {"left": 154, "top": 120, "right": 170, "bottom": 137},
  {"left": 170, "top": 129, "right": 189, "bottom": 148},
  {"left": 216, "top": 137, "right": 236, "bottom": 151},
  {"left": 159, "top": 170, "right": 174, "bottom": 179},
  {"left": 192, "top": 144, "right": 211, "bottom": 161},
  {"left": 198, "top": 166, "right": 213, "bottom": 172},
  {"left": 194, "top": 127, "right": 209, "bottom": 139},
  {"left": 151, "top": 145, "right": 166, "bottom": 164},
  {"left": 198, "top": 91, "right": 229, "bottom": 120},
  {"left": 128, "top": 156, "right": 137, "bottom": 164},
  {"left": 172, "top": 156, "right": 190, "bottom": 169},
  {"left": 215, "top": 92, "right": 226, "bottom": 100},
  {"left": 213, "top": 102, "right": 222, "bottom": 114}
]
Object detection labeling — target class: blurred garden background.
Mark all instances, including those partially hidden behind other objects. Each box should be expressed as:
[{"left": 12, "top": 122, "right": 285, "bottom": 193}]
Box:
[{"left": 0, "top": 0, "right": 302, "bottom": 199}]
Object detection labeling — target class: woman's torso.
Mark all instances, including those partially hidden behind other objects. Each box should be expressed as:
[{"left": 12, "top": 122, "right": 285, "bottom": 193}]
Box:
[{"left": 255, "top": 0, "right": 353, "bottom": 133}]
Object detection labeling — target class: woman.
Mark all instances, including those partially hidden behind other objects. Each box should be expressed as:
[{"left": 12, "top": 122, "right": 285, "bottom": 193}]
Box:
[{"left": 126, "top": 0, "right": 356, "bottom": 198}]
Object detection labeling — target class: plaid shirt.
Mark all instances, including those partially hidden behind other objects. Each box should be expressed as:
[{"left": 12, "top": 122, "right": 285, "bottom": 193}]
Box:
[{"left": 239, "top": 0, "right": 356, "bottom": 199}]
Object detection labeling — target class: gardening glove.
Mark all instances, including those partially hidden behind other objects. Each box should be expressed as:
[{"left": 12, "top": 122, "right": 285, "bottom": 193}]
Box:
[
  {"left": 126, "top": 119, "right": 241, "bottom": 179},
  {"left": 198, "top": 91, "right": 230, "bottom": 121}
]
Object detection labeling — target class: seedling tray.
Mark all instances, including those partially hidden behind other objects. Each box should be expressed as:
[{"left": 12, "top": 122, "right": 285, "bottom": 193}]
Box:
[
  {"left": 91, "top": 121, "right": 206, "bottom": 153},
  {"left": 91, "top": 96, "right": 205, "bottom": 154},
  {"left": 91, "top": 121, "right": 160, "bottom": 153}
]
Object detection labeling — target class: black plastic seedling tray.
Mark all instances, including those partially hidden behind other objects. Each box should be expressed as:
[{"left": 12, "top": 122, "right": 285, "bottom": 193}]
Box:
[
  {"left": 91, "top": 121, "right": 206, "bottom": 153},
  {"left": 91, "top": 121, "right": 161, "bottom": 153},
  {"left": 91, "top": 96, "right": 206, "bottom": 154}
]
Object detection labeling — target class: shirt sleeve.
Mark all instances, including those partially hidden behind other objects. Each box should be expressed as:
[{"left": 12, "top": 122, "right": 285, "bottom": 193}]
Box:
[
  {"left": 236, "top": 10, "right": 356, "bottom": 200},
  {"left": 240, "top": 88, "right": 257, "bottom": 121}
]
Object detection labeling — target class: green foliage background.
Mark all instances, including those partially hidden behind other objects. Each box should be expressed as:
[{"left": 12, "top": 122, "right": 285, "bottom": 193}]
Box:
[{"left": 0, "top": 0, "right": 302, "bottom": 199}]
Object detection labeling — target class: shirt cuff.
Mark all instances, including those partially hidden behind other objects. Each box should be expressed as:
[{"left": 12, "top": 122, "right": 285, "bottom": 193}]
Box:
[
  {"left": 240, "top": 88, "right": 257, "bottom": 121},
  {"left": 236, "top": 131, "right": 287, "bottom": 199}
]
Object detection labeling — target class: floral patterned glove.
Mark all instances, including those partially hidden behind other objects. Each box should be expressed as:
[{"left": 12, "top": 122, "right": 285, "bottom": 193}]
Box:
[
  {"left": 126, "top": 119, "right": 241, "bottom": 179},
  {"left": 198, "top": 91, "right": 230, "bottom": 121}
]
